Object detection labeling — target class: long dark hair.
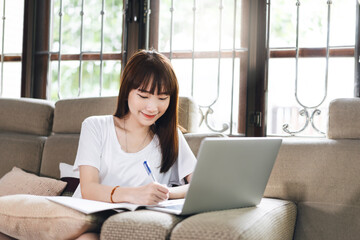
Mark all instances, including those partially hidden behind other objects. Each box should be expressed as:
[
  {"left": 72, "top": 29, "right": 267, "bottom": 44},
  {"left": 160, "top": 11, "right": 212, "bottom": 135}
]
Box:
[{"left": 114, "top": 50, "right": 179, "bottom": 173}]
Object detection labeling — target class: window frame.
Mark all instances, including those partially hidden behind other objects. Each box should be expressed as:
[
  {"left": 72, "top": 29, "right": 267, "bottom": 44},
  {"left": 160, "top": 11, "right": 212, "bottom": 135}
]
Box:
[
  {"left": 156, "top": 0, "right": 251, "bottom": 135},
  {"left": 20, "top": 0, "right": 360, "bottom": 136},
  {"left": 265, "top": 0, "right": 360, "bottom": 136},
  {"left": 21, "top": 0, "right": 125, "bottom": 99},
  {"left": 19, "top": 0, "right": 254, "bottom": 136}
]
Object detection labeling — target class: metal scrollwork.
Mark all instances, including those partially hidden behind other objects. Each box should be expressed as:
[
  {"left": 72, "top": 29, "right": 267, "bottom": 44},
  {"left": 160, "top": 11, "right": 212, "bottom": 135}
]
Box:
[
  {"left": 310, "top": 109, "right": 325, "bottom": 135},
  {"left": 199, "top": 107, "right": 229, "bottom": 133},
  {"left": 283, "top": 0, "right": 331, "bottom": 136},
  {"left": 57, "top": 0, "right": 64, "bottom": 100},
  {"left": 283, "top": 109, "right": 309, "bottom": 136},
  {"left": 195, "top": 0, "right": 230, "bottom": 133}
]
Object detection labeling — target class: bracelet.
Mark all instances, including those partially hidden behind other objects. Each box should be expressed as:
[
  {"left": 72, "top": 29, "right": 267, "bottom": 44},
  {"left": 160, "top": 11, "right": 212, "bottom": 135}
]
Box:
[{"left": 110, "top": 186, "right": 120, "bottom": 203}]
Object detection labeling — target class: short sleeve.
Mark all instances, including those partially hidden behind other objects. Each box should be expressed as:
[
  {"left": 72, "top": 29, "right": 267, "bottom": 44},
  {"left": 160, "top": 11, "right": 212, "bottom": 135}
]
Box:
[
  {"left": 177, "top": 129, "right": 197, "bottom": 183},
  {"left": 73, "top": 117, "right": 103, "bottom": 172}
]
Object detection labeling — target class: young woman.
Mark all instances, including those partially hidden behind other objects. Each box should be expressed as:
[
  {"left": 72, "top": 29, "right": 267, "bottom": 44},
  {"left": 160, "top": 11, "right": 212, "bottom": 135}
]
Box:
[{"left": 72, "top": 49, "right": 197, "bottom": 206}]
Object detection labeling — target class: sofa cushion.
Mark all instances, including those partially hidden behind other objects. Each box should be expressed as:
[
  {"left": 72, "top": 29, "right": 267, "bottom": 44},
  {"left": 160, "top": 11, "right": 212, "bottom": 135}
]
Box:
[
  {"left": 178, "top": 97, "right": 199, "bottom": 133},
  {"left": 40, "top": 134, "right": 80, "bottom": 178},
  {"left": 0, "top": 194, "right": 107, "bottom": 240},
  {"left": 53, "top": 97, "right": 117, "bottom": 134},
  {"left": 265, "top": 138, "right": 360, "bottom": 205},
  {"left": 170, "top": 198, "right": 296, "bottom": 240},
  {"left": 327, "top": 98, "right": 360, "bottom": 139},
  {"left": 0, "top": 133, "right": 46, "bottom": 178},
  {"left": 52, "top": 96, "right": 200, "bottom": 134},
  {"left": 100, "top": 210, "right": 184, "bottom": 240},
  {"left": 0, "top": 167, "right": 66, "bottom": 197},
  {"left": 294, "top": 201, "right": 359, "bottom": 240},
  {"left": 59, "top": 163, "right": 80, "bottom": 196},
  {"left": 0, "top": 98, "right": 54, "bottom": 136}
]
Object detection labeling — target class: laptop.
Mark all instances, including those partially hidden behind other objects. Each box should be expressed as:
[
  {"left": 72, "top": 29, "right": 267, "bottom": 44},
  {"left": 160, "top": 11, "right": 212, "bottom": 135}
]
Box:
[{"left": 150, "top": 137, "right": 282, "bottom": 215}]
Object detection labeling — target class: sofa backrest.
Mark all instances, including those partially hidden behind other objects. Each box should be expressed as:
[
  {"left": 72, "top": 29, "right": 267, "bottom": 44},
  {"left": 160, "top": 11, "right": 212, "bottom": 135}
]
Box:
[
  {"left": 40, "top": 96, "right": 200, "bottom": 178},
  {"left": 52, "top": 96, "right": 117, "bottom": 134},
  {"left": 0, "top": 98, "right": 54, "bottom": 177},
  {"left": 327, "top": 98, "right": 360, "bottom": 139},
  {"left": 51, "top": 96, "right": 200, "bottom": 134},
  {"left": 0, "top": 98, "right": 54, "bottom": 136}
]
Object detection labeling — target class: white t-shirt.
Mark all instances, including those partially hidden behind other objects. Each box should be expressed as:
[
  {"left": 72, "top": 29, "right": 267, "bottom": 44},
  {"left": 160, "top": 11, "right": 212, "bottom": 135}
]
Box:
[{"left": 72, "top": 115, "right": 197, "bottom": 198}]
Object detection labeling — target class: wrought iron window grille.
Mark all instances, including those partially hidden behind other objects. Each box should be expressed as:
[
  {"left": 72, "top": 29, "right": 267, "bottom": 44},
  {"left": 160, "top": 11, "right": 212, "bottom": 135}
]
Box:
[
  {"left": 54, "top": 0, "right": 106, "bottom": 99},
  {"left": 165, "top": 0, "right": 242, "bottom": 135},
  {"left": 282, "top": 0, "right": 332, "bottom": 136}
]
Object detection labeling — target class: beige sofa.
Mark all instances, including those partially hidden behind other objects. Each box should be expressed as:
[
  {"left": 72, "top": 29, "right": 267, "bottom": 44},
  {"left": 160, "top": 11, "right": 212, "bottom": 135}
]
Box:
[
  {"left": 265, "top": 98, "right": 360, "bottom": 240},
  {"left": 9, "top": 96, "right": 360, "bottom": 239}
]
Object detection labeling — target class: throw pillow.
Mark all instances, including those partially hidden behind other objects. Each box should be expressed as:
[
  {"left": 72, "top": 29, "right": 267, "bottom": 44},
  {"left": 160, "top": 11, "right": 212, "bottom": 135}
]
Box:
[
  {"left": 0, "top": 194, "right": 107, "bottom": 240},
  {"left": 61, "top": 177, "right": 80, "bottom": 196},
  {"left": 0, "top": 167, "right": 67, "bottom": 196},
  {"left": 59, "top": 163, "right": 80, "bottom": 196}
]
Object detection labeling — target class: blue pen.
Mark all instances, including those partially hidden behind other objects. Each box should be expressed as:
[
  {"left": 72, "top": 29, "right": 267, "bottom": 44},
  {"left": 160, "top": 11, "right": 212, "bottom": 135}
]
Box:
[{"left": 143, "top": 161, "right": 157, "bottom": 182}]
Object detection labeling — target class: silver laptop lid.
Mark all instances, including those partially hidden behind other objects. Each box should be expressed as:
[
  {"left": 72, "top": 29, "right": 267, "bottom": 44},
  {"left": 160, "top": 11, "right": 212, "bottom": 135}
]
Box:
[{"left": 181, "top": 137, "right": 282, "bottom": 215}]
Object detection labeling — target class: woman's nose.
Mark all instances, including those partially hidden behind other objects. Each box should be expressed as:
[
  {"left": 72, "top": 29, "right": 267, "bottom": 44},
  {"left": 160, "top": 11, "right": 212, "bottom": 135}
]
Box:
[{"left": 145, "top": 100, "right": 158, "bottom": 112}]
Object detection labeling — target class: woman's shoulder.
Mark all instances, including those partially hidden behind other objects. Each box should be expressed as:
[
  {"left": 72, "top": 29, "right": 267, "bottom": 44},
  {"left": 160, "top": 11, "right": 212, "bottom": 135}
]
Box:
[
  {"left": 177, "top": 127, "right": 186, "bottom": 139},
  {"left": 82, "top": 115, "right": 114, "bottom": 128}
]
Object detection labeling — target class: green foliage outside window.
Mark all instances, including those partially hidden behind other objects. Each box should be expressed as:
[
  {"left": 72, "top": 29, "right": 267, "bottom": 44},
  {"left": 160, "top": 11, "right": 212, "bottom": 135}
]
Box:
[{"left": 50, "top": 0, "right": 123, "bottom": 101}]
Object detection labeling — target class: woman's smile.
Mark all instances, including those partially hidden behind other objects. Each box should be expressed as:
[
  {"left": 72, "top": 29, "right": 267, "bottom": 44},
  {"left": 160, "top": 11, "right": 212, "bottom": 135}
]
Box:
[{"left": 142, "top": 112, "right": 157, "bottom": 119}]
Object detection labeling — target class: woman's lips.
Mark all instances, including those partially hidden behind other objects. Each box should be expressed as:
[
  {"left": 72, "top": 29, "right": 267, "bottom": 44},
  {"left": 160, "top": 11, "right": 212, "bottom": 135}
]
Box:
[{"left": 142, "top": 112, "right": 157, "bottom": 119}]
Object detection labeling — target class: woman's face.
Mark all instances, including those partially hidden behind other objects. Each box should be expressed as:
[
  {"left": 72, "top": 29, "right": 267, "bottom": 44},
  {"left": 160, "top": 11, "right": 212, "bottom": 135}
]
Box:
[{"left": 127, "top": 85, "right": 170, "bottom": 127}]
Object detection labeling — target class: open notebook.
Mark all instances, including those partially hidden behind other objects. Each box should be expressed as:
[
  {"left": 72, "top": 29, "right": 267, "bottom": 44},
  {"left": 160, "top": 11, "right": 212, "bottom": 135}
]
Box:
[{"left": 47, "top": 137, "right": 282, "bottom": 215}]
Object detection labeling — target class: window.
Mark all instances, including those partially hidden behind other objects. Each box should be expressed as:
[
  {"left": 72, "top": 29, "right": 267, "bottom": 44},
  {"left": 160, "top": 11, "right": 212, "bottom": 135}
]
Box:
[
  {"left": 7, "top": 0, "right": 357, "bottom": 136},
  {"left": 49, "top": 0, "right": 123, "bottom": 101},
  {"left": 267, "top": 0, "right": 356, "bottom": 136},
  {"left": 0, "top": 0, "right": 24, "bottom": 98},
  {"left": 158, "top": 0, "right": 247, "bottom": 135}
]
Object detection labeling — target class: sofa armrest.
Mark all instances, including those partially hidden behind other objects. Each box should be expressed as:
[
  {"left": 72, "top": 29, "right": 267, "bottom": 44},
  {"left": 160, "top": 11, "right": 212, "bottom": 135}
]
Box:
[
  {"left": 100, "top": 199, "right": 295, "bottom": 240},
  {"left": 184, "top": 133, "right": 226, "bottom": 156},
  {"left": 100, "top": 210, "right": 184, "bottom": 240},
  {"left": 327, "top": 98, "right": 360, "bottom": 139},
  {"left": 265, "top": 137, "right": 360, "bottom": 240},
  {"left": 170, "top": 198, "right": 296, "bottom": 240},
  {"left": 178, "top": 97, "right": 201, "bottom": 133}
]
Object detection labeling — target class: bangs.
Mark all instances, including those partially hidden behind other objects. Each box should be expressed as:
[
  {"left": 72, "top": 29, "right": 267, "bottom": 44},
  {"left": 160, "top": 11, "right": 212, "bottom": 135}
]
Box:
[{"left": 131, "top": 60, "right": 176, "bottom": 95}]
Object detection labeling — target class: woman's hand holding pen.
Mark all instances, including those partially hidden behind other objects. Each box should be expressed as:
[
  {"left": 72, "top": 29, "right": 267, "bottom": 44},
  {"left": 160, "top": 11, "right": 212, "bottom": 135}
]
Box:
[
  {"left": 127, "top": 182, "right": 169, "bottom": 205},
  {"left": 127, "top": 160, "right": 169, "bottom": 205},
  {"left": 110, "top": 161, "right": 170, "bottom": 205}
]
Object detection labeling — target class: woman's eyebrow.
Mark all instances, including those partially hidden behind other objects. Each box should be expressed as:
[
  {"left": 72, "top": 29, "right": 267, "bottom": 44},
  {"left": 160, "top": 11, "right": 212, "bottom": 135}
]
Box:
[
  {"left": 138, "top": 88, "right": 169, "bottom": 95},
  {"left": 137, "top": 88, "right": 156, "bottom": 94},
  {"left": 137, "top": 89, "right": 150, "bottom": 93}
]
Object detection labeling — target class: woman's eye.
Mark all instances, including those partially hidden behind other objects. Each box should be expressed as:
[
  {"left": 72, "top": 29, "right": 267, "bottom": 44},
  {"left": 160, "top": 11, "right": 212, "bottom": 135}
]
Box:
[
  {"left": 138, "top": 94, "right": 148, "bottom": 99},
  {"left": 159, "top": 96, "right": 169, "bottom": 101}
]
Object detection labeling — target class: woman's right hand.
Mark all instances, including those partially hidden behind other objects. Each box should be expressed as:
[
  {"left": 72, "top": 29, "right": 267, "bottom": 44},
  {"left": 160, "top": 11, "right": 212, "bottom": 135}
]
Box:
[{"left": 126, "top": 182, "right": 169, "bottom": 205}]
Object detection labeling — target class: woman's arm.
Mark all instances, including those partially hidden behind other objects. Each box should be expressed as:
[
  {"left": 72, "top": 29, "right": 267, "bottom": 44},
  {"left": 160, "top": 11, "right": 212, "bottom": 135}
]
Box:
[
  {"left": 79, "top": 165, "right": 169, "bottom": 205},
  {"left": 168, "top": 173, "right": 193, "bottom": 199},
  {"left": 79, "top": 165, "right": 119, "bottom": 202}
]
